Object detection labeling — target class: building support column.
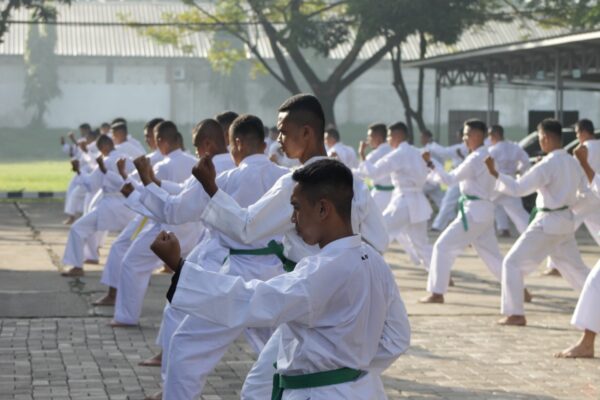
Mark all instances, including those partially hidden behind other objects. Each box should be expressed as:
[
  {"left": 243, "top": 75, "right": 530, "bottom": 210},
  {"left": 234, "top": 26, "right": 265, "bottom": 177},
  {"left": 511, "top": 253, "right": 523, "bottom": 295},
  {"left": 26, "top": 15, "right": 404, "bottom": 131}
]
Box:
[
  {"left": 487, "top": 64, "right": 495, "bottom": 126},
  {"left": 554, "top": 53, "right": 564, "bottom": 124},
  {"left": 434, "top": 69, "right": 442, "bottom": 143}
]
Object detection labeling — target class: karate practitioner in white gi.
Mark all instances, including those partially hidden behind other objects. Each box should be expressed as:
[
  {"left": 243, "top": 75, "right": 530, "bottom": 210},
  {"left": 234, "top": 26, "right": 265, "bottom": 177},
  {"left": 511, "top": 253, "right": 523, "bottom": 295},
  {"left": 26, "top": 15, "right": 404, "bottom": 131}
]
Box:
[
  {"left": 420, "top": 129, "right": 445, "bottom": 209},
  {"left": 555, "top": 144, "right": 599, "bottom": 358},
  {"left": 153, "top": 159, "right": 409, "bottom": 400},
  {"left": 169, "top": 94, "right": 391, "bottom": 399},
  {"left": 485, "top": 118, "right": 590, "bottom": 326},
  {"left": 325, "top": 127, "right": 359, "bottom": 168},
  {"left": 358, "top": 122, "right": 433, "bottom": 270},
  {"left": 357, "top": 123, "right": 394, "bottom": 212},
  {"left": 61, "top": 135, "right": 136, "bottom": 277},
  {"left": 420, "top": 119, "right": 505, "bottom": 304},
  {"left": 487, "top": 125, "right": 531, "bottom": 236}
]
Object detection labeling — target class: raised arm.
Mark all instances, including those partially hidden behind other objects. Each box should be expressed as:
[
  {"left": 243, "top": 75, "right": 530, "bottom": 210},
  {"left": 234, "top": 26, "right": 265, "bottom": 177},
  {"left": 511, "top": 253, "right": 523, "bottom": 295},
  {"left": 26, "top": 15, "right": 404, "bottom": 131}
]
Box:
[{"left": 485, "top": 156, "right": 547, "bottom": 198}]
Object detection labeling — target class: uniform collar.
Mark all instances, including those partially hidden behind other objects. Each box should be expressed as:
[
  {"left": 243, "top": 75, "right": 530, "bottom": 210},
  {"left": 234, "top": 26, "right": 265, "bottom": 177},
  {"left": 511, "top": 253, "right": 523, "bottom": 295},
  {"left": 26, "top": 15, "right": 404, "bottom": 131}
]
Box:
[
  {"left": 304, "top": 155, "right": 329, "bottom": 166},
  {"left": 320, "top": 235, "right": 362, "bottom": 254},
  {"left": 239, "top": 153, "right": 269, "bottom": 167},
  {"left": 167, "top": 149, "right": 183, "bottom": 158},
  {"left": 547, "top": 148, "right": 567, "bottom": 157}
]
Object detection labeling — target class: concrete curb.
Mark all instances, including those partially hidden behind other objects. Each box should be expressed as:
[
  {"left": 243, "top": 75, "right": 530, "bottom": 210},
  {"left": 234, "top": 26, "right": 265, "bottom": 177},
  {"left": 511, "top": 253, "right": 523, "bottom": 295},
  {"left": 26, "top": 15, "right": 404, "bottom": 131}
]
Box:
[{"left": 0, "top": 191, "right": 66, "bottom": 199}]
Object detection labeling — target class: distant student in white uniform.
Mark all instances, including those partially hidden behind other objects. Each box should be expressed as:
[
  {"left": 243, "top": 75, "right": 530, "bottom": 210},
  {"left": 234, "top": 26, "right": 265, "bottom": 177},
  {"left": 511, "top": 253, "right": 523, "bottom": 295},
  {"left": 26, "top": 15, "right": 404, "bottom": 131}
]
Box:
[
  {"left": 111, "top": 122, "right": 146, "bottom": 159},
  {"left": 357, "top": 123, "right": 394, "bottom": 212},
  {"left": 61, "top": 135, "right": 136, "bottom": 277},
  {"left": 152, "top": 159, "right": 410, "bottom": 400},
  {"left": 420, "top": 120, "right": 505, "bottom": 304},
  {"left": 485, "top": 119, "right": 590, "bottom": 326},
  {"left": 358, "top": 122, "right": 433, "bottom": 270},
  {"left": 555, "top": 144, "right": 599, "bottom": 358},
  {"left": 168, "top": 94, "right": 391, "bottom": 399},
  {"left": 214, "top": 110, "right": 239, "bottom": 148},
  {"left": 92, "top": 118, "right": 165, "bottom": 306},
  {"left": 487, "top": 124, "right": 531, "bottom": 236},
  {"left": 326, "top": 127, "right": 359, "bottom": 168}
]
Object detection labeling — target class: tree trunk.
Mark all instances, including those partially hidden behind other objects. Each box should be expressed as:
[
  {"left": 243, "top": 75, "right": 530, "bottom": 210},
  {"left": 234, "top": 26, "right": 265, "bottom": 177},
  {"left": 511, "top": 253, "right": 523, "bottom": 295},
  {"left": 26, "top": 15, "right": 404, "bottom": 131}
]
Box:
[{"left": 315, "top": 88, "right": 338, "bottom": 127}]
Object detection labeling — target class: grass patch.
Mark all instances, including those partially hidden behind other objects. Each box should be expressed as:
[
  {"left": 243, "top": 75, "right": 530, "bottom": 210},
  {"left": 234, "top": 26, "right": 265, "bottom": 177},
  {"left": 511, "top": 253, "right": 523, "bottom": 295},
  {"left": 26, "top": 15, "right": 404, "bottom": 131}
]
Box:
[{"left": 0, "top": 161, "right": 72, "bottom": 192}]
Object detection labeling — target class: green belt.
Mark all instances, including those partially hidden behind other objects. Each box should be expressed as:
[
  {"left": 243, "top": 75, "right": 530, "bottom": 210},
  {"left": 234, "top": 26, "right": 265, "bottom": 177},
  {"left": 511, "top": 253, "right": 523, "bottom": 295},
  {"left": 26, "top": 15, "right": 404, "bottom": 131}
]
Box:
[
  {"left": 528, "top": 205, "right": 568, "bottom": 224},
  {"left": 271, "top": 366, "right": 363, "bottom": 400},
  {"left": 228, "top": 240, "right": 297, "bottom": 272},
  {"left": 458, "top": 194, "right": 482, "bottom": 231},
  {"left": 374, "top": 184, "right": 395, "bottom": 191}
]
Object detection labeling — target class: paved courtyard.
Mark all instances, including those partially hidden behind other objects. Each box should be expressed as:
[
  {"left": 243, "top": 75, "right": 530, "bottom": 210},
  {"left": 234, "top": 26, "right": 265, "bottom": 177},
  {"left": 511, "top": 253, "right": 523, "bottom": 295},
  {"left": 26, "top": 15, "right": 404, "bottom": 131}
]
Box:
[{"left": 0, "top": 200, "right": 599, "bottom": 399}]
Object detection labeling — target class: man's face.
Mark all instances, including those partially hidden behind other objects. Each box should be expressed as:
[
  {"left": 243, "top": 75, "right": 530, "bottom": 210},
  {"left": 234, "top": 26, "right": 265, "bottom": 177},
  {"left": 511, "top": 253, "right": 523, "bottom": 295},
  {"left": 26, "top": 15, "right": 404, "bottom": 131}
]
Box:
[
  {"left": 100, "top": 126, "right": 110, "bottom": 135},
  {"left": 420, "top": 133, "right": 430, "bottom": 146},
  {"left": 366, "top": 129, "right": 379, "bottom": 148},
  {"left": 387, "top": 130, "right": 402, "bottom": 148},
  {"left": 537, "top": 129, "right": 552, "bottom": 153},
  {"left": 290, "top": 184, "right": 321, "bottom": 246},
  {"left": 144, "top": 128, "right": 156, "bottom": 149},
  {"left": 462, "top": 126, "right": 483, "bottom": 151},
  {"left": 487, "top": 129, "right": 499, "bottom": 145},
  {"left": 277, "top": 112, "right": 306, "bottom": 160}
]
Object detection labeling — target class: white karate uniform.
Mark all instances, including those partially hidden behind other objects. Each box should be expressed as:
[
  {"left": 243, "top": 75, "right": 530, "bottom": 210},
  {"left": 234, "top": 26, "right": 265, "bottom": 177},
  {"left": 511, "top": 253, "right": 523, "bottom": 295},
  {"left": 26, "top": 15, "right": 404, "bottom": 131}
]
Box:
[
  {"left": 116, "top": 139, "right": 145, "bottom": 159},
  {"left": 571, "top": 139, "right": 600, "bottom": 245},
  {"left": 112, "top": 149, "right": 200, "bottom": 325},
  {"left": 495, "top": 149, "right": 590, "bottom": 316},
  {"left": 171, "top": 235, "right": 410, "bottom": 400},
  {"left": 427, "top": 146, "right": 504, "bottom": 295},
  {"left": 165, "top": 155, "right": 388, "bottom": 399},
  {"left": 152, "top": 155, "right": 288, "bottom": 398},
  {"left": 431, "top": 143, "right": 469, "bottom": 231},
  {"left": 488, "top": 140, "right": 531, "bottom": 233},
  {"left": 328, "top": 142, "right": 359, "bottom": 168},
  {"left": 62, "top": 149, "right": 136, "bottom": 269},
  {"left": 422, "top": 142, "right": 447, "bottom": 208},
  {"left": 99, "top": 150, "right": 165, "bottom": 289},
  {"left": 571, "top": 174, "right": 600, "bottom": 333},
  {"left": 360, "top": 141, "right": 433, "bottom": 270}
]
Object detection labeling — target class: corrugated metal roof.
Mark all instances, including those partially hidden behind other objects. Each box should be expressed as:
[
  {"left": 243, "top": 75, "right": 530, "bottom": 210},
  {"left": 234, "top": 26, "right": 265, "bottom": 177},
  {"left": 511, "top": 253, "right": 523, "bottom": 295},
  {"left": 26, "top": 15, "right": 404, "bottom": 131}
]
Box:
[{"left": 0, "top": 2, "right": 572, "bottom": 61}]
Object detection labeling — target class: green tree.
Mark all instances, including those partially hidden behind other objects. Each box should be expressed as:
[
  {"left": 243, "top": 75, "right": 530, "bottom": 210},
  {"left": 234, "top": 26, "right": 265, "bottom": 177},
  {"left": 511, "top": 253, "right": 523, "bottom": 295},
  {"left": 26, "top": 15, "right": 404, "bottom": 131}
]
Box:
[
  {"left": 23, "top": 10, "right": 61, "bottom": 127},
  {"left": 0, "top": 0, "right": 70, "bottom": 43},
  {"left": 506, "top": 0, "right": 600, "bottom": 30},
  {"left": 132, "top": 0, "right": 409, "bottom": 125}
]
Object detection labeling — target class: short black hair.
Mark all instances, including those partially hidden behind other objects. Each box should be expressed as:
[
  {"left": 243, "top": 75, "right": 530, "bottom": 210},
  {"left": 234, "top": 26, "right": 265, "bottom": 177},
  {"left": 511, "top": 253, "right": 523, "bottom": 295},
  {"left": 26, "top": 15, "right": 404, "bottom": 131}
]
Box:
[
  {"left": 89, "top": 129, "right": 100, "bottom": 139},
  {"left": 325, "top": 127, "right": 340, "bottom": 141},
  {"left": 215, "top": 111, "right": 239, "bottom": 131},
  {"left": 369, "top": 123, "right": 388, "bottom": 140},
  {"left": 389, "top": 121, "right": 408, "bottom": 134},
  {"left": 112, "top": 117, "right": 127, "bottom": 125},
  {"left": 155, "top": 121, "right": 179, "bottom": 144},
  {"left": 230, "top": 114, "right": 265, "bottom": 145},
  {"left": 176, "top": 131, "right": 185, "bottom": 150},
  {"left": 100, "top": 122, "right": 110, "bottom": 129},
  {"left": 464, "top": 119, "right": 487, "bottom": 134},
  {"left": 576, "top": 118, "right": 594, "bottom": 134},
  {"left": 145, "top": 118, "right": 164, "bottom": 134},
  {"left": 421, "top": 129, "right": 433, "bottom": 139},
  {"left": 79, "top": 123, "right": 91, "bottom": 132},
  {"left": 292, "top": 159, "right": 353, "bottom": 221},
  {"left": 538, "top": 118, "right": 562, "bottom": 140},
  {"left": 193, "top": 119, "right": 226, "bottom": 148},
  {"left": 278, "top": 94, "right": 326, "bottom": 138},
  {"left": 96, "top": 134, "right": 114, "bottom": 150},
  {"left": 111, "top": 121, "right": 128, "bottom": 134},
  {"left": 489, "top": 124, "right": 504, "bottom": 137}
]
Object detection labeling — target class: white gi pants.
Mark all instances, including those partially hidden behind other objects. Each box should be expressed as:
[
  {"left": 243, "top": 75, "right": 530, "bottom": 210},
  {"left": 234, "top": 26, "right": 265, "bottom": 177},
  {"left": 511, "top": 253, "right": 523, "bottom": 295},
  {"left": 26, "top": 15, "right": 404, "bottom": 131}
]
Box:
[
  {"left": 424, "top": 182, "right": 444, "bottom": 208},
  {"left": 62, "top": 210, "right": 103, "bottom": 268},
  {"left": 370, "top": 189, "right": 392, "bottom": 213},
  {"left": 64, "top": 181, "right": 86, "bottom": 216},
  {"left": 494, "top": 194, "right": 529, "bottom": 234},
  {"left": 384, "top": 204, "right": 432, "bottom": 270},
  {"left": 113, "top": 222, "right": 163, "bottom": 324},
  {"left": 99, "top": 216, "right": 139, "bottom": 288},
  {"left": 571, "top": 261, "right": 600, "bottom": 333},
  {"left": 501, "top": 226, "right": 589, "bottom": 316},
  {"left": 428, "top": 213, "right": 503, "bottom": 294},
  {"left": 432, "top": 185, "right": 460, "bottom": 231}
]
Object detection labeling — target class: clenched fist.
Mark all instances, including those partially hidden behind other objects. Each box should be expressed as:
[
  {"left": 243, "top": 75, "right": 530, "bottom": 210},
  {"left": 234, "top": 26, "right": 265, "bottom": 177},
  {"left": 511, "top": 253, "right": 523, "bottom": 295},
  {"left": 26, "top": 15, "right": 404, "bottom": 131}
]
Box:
[
  {"left": 120, "top": 182, "right": 134, "bottom": 198},
  {"left": 150, "top": 231, "right": 182, "bottom": 272},
  {"left": 485, "top": 156, "right": 498, "bottom": 178},
  {"left": 192, "top": 154, "right": 218, "bottom": 196}
]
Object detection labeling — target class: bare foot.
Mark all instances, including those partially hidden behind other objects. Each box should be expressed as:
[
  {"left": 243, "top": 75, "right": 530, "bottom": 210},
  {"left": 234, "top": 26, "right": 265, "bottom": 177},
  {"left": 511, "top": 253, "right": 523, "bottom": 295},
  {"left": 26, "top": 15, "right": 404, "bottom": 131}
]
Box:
[
  {"left": 419, "top": 293, "right": 444, "bottom": 304},
  {"left": 524, "top": 288, "right": 533, "bottom": 303},
  {"left": 61, "top": 267, "right": 84, "bottom": 277},
  {"left": 92, "top": 294, "right": 115, "bottom": 306},
  {"left": 497, "top": 315, "right": 526, "bottom": 326},
  {"left": 84, "top": 259, "right": 99, "bottom": 265},
  {"left": 499, "top": 229, "right": 511, "bottom": 238},
  {"left": 139, "top": 352, "right": 162, "bottom": 367},
  {"left": 542, "top": 268, "right": 561, "bottom": 277},
  {"left": 157, "top": 265, "right": 172, "bottom": 274},
  {"left": 109, "top": 319, "right": 137, "bottom": 328},
  {"left": 144, "top": 390, "right": 162, "bottom": 400},
  {"left": 554, "top": 342, "right": 594, "bottom": 358},
  {"left": 62, "top": 216, "right": 76, "bottom": 225}
]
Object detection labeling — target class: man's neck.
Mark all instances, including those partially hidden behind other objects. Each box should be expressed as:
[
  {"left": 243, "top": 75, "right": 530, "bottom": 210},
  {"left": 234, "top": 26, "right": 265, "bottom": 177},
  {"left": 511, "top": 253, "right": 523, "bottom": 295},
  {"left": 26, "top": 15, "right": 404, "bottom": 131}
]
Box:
[
  {"left": 299, "top": 144, "right": 328, "bottom": 164},
  {"left": 318, "top": 225, "right": 354, "bottom": 248}
]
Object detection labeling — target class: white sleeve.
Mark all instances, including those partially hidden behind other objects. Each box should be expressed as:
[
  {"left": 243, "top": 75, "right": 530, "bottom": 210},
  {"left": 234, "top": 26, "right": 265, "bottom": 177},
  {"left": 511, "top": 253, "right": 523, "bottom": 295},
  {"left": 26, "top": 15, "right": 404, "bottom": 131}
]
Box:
[
  {"left": 171, "top": 260, "right": 312, "bottom": 328},
  {"left": 359, "top": 151, "right": 397, "bottom": 182},
  {"left": 495, "top": 162, "right": 548, "bottom": 198},
  {"left": 430, "top": 155, "right": 473, "bottom": 187},
  {"left": 139, "top": 181, "right": 209, "bottom": 225}
]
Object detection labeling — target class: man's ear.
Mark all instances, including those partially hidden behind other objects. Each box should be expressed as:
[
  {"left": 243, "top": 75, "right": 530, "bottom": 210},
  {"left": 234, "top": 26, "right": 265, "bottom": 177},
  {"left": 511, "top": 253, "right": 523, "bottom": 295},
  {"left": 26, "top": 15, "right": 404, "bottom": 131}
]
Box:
[
  {"left": 318, "top": 198, "right": 332, "bottom": 221},
  {"left": 235, "top": 136, "right": 243, "bottom": 151}
]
